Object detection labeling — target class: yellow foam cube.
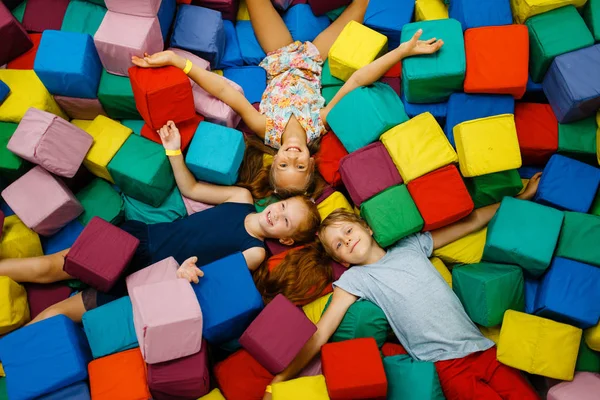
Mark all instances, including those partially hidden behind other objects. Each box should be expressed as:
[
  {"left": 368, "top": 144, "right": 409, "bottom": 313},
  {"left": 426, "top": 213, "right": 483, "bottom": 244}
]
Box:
[
  {"left": 454, "top": 114, "right": 522, "bottom": 178},
  {"left": 0, "top": 70, "right": 67, "bottom": 123},
  {"left": 198, "top": 389, "right": 226, "bottom": 400},
  {"left": 71, "top": 119, "right": 94, "bottom": 131},
  {"left": 433, "top": 227, "right": 487, "bottom": 265},
  {"left": 237, "top": 0, "right": 250, "bottom": 20},
  {"left": 328, "top": 21, "right": 388, "bottom": 81},
  {"left": 498, "top": 310, "right": 581, "bottom": 380},
  {"left": 429, "top": 257, "right": 452, "bottom": 287},
  {"left": 0, "top": 276, "right": 30, "bottom": 335},
  {"left": 381, "top": 112, "right": 458, "bottom": 183},
  {"left": 272, "top": 375, "right": 330, "bottom": 400},
  {"left": 584, "top": 322, "right": 600, "bottom": 351},
  {"left": 317, "top": 191, "right": 353, "bottom": 220},
  {"left": 510, "top": 0, "right": 588, "bottom": 24},
  {"left": 0, "top": 215, "right": 43, "bottom": 259},
  {"left": 83, "top": 115, "right": 132, "bottom": 182},
  {"left": 415, "top": 0, "right": 449, "bottom": 21},
  {"left": 213, "top": 70, "right": 224, "bottom": 76},
  {"left": 0, "top": 363, "right": 5, "bottom": 377},
  {"left": 479, "top": 325, "right": 501, "bottom": 344},
  {"left": 302, "top": 293, "right": 332, "bottom": 325}
]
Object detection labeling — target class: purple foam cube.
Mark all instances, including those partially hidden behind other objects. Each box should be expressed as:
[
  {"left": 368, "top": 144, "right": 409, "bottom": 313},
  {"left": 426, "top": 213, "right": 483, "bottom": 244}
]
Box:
[
  {"left": 25, "top": 283, "right": 72, "bottom": 320},
  {"left": 22, "top": 0, "right": 70, "bottom": 33},
  {"left": 0, "top": 2, "right": 33, "bottom": 66},
  {"left": 194, "top": 0, "right": 238, "bottom": 21},
  {"left": 64, "top": 217, "right": 140, "bottom": 292},
  {"left": 54, "top": 96, "right": 107, "bottom": 121},
  {"left": 307, "top": 0, "right": 351, "bottom": 15},
  {"left": 239, "top": 294, "right": 317, "bottom": 374},
  {"left": 298, "top": 355, "right": 323, "bottom": 377},
  {"left": 104, "top": 0, "right": 162, "bottom": 17},
  {"left": 265, "top": 239, "right": 289, "bottom": 256},
  {"left": 1, "top": 166, "right": 83, "bottom": 236},
  {"left": 7, "top": 108, "right": 94, "bottom": 178},
  {"left": 147, "top": 339, "right": 210, "bottom": 400},
  {"left": 339, "top": 141, "right": 403, "bottom": 205}
]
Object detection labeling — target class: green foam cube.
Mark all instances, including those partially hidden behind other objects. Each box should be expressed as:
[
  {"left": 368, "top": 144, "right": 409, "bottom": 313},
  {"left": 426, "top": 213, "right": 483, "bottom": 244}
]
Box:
[
  {"left": 123, "top": 187, "right": 187, "bottom": 224},
  {"left": 558, "top": 116, "right": 598, "bottom": 164},
  {"left": 452, "top": 262, "right": 525, "bottom": 327},
  {"left": 360, "top": 184, "right": 423, "bottom": 248},
  {"left": 11, "top": 0, "right": 26, "bottom": 23},
  {"left": 97, "top": 70, "right": 141, "bottom": 120},
  {"left": 584, "top": 0, "right": 600, "bottom": 41},
  {"left": 592, "top": 191, "right": 600, "bottom": 216},
  {"left": 61, "top": 0, "right": 107, "bottom": 36},
  {"left": 0, "top": 376, "right": 7, "bottom": 400},
  {"left": 0, "top": 122, "right": 30, "bottom": 182},
  {"left": 322, "top": 59, "right": 344, "bottom": 87},
  {"left": 465, "top": 169, "right": 523, "bottom": 209},
  {"left": 401, "top": 19, "right": 465, "bottom": 103},
  {"left": 526, "top": 6, "right": 595, "bottom": 83},
  {"left": 324, "top": 298, "right": 390, "bottom": 348},
  {"left": 76, "top": 178, "right": 124, "bottom": 225},
  {"left": 576, "top": 336, "right": 600, "bottom": 373},
  {"left": 328, "top": 82, "right": 408, "bottom": 153},
  {"left": 557, "top": 212, "right": 600, "bottom": 267},
  {"left": 383, "top": 355, "right": 445, "bottom": 400},
  {"left": 483, "top": 197, "right": 564, "bottom": 277},
  {"left": 322, "top": 85, "right": 342, "bottom": 106},
  {"left": 107, "top": 135, "right": 175, "bottom": 207}
]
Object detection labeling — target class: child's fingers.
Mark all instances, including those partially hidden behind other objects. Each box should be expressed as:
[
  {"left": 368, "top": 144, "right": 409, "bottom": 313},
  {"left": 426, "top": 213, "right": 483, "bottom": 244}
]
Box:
[
  {"left": 425, "top": 38, "right": 436, "bottom": 44},
  {"left": 194, "top": 267, "right": 204, "bottom": 278},
  {"left": 411, "top": 29, "right": 423, "bottom": 43}
]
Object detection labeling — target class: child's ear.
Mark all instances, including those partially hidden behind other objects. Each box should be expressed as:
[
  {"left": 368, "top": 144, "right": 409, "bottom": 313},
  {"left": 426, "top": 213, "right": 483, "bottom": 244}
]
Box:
[
  {"left": 368, "top": 227, "right": 373, "bottom": 236},
  {"left": 342, "top": 262, "right": 351, "bottom": 268},
  {"left": 279, "top": 237, "right": 295, "bottom": 246}
]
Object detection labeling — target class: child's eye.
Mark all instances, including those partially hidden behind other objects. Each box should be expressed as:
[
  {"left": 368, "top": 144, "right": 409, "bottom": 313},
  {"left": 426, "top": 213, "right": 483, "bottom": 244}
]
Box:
[
  {"left": 347, "top": 227, "right": 352, "bottom": 233},
  {"left": 336, "top": 242, "right": 342, "bottom": 249},
  {"left": 285, "top": 218, "right": 289, "bottom": 227},
  {"left": 280, "top": 163, "right": 287, "bottom": 168},
  {"left": 282, "top": 203, "right": 285, "bottom": 210}
]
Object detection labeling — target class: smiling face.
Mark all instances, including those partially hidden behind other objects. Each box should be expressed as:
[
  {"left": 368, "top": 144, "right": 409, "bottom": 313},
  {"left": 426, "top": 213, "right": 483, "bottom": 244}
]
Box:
[
  {"left": 320, "top": 220, "right": 375, "bottom": 266},
  {"left": 258, "top": 197, "right": 310, "bottom": 243},
  {"left": 272, "top": 140, "right": 314, "bottom": 194}
]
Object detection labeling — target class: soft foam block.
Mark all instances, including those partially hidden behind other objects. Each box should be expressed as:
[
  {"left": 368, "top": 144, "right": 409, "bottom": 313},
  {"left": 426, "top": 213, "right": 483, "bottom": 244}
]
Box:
[
  {"left": 454, "top": 114, "right": 522, "bottom": 177},
  {"left": 64, "top": 217, "right": 139, "bottom": 291},
  {"left": 383, "top": 355, "right": 445, "bottom": 400},
  {"left": 191, "top": 252, "right": 264, "bottom": 344},
  {"left": 34, "top": 30, "right": 102, "bottom": 99},
  {"left": 465, "top": 169, "right": 523, "bottom": 209},
  {"left": 25, "top": 282, "right": 71, "bottom": 321},
  {"left": 0, "top": 215, "right": 43, "bottom": 258},
  {"left": 0, "top": 2, "right": 32, "bottom": 66},
  {"left": 214, "top": 349, "right": 273, "bottom": 400},
  {"left": 0, "top": 315, "right": 91, "bottom": 400},
  {"left": 41, "top": 219, "right": 84, "bottom": 255},
  {"left": 218, "top": 20, "right": 243, "bottom": 68},
  {"left": 83, "top": 115, "right": 132, "bottom": 182},
  {"left": 240, "top": 294, "right": 317, "bottom": 374},
  {"left": 414, "top": 0, "right": 448, "bottom": 21},
  {"left": 61, "top": 0, "right": 107, "bottom": 36},
  {"left": 483, "top": 197, "right": 563, "bottom": 277},
  {"left": 308, "top": 0, "right": 351, "bottom": 16},
  {"left": 316, "top": 191, "right": 353, "bottom": 220},
  {"left": 21, "top": 0, "right": 70, "bottom": 32},
  {"left": 235, "top": 20, "right": 266, "bottom": 66},
  {"left": 0, "top": 277, "right": 29, "bottom": 335},
  {"left": 223, "top": 66, "right": 267, "bottom": 104},
  {"left": 498, "top": 310, "right": 582, "bottom": 380},
  {"left": 104, "top": 0, "right": 162, "bottom": 16},
  {"left": 548, "top": 372, "right": 600, "bottom": 400},
  {"left": 1, "top": 166, "right": 83, "bottom": 236},
  {"left": 97, "top": 70, "right": 141, "bottom": 120},
  {"left": 88, "top": 348, "right": 151, "bottom": 400},
  {"left": 54, "top": 96, "right": 107, "bottom": 121},
  {"left": 449, "top": 0, "right": 512, "bottom": 30},
  {"left": 185, "top": 122, "right": 245, "bottom": 185},
  {"left": 315, "top": 131, "right": 348, "bottom": 187},
  {"left": 272, "top": 375, "right": 330, "bottom": 400},
  {"left": 510, "top": 0, "right": 587, "bottom": 24},
  {"left": 123, "top": 187, "right": 186, "bottom": 224},
  {"left": 558, "top": 116, "right": 598, "bottom": 163},
  {"left": 37, "top": 381, "right": 91, "bottom": 400},
  {"left": 364, "top": 0, "right": 414, "bottom": 49},
  {"left": 557, "top": 212, "right": 600, "bottom": 267},
  {"left": 381, "top": 112, "right": 458, "bottom": 183},
  {"left": 283, "top": 4, "right": 330, "bottom": 43},
  {"left": 514, "top": 103, "right": 558, "bottom": 165},
  {"left": 94, "top": 11, "right": 163, "bottom": 77},
  {"left": 7, "top": 31, "right": 41, "bottom": 70},
  {"left": 328, "top": 82, "right": 408, "bottom": 153},
  {"left": 76, "top": 178, "right": 124, "bottom": 226},
  {"left": 7, "top": 108, "right": 93, "bottom": 178},
  {"left": 585, "top": 0, "right": 600, "bottom": 41}
]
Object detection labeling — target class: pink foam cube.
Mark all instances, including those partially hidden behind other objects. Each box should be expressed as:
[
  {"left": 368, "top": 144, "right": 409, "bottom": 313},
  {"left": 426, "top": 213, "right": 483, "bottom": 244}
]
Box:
[
  {"left": 54, "top": 96, "right": 107, "bottom": 121},
  {"left": 130, "top": 278, "right": 203, "bottom": 364},
  {"left": 7, "top": 108, "right": 94, "bottom": 178},
  {"left": 298, "top": 355, "right": 322, "bottom": 377},
  {"left": 548, "top": 372, "right": 600, "bottom": 400},
  {"left": 104, "top": 0, "right": 162, "bottom": 17},
  {"left": 181, "top": 193, "right": 214, "bottom": 215},
  {"left": 1, "top": 166, "right": 83, "bottom": 236},
  {"left": 94, "top": 11, "right": 163, "bottom": 77},
  {"left": 125, "top": 256, "right": 180, "bottom": 292},
  {"left": 64, "top": 217, "right": 139, "bottom": 291}
]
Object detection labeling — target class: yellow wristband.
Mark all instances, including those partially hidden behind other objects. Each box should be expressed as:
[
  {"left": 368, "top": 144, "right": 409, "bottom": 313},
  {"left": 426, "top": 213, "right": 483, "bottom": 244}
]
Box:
[
  {"left": 182, "top": 59, "right": 193, "bottom": 75},
  {"left": 165, "top": 149, "right": 182, "bottom": 156},
  {"left": 265, "top": 385, "right": 272, "bottom": 393}
]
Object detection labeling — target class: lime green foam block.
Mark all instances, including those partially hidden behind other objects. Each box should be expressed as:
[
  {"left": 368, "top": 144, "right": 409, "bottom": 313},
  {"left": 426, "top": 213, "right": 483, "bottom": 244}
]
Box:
[
  {"left": 556, "top": 211, "right": 600, "bottom": 267},
  {"left": 465, "top": 169, "right": 523, "bottom": 209},
  {"left": 107, "top": 135, "right": 175, "bottom": 207},
  {"left": 327, "top": 82, "right": 408, "bottom": 153},
  {"left": 584, "top": 0, "right": 600, "bottom": 42},
  {"left": 76, "top": 178, "right": 124, "bottom": 226},
  {"left": 123, "top": 187, "right": 187, "bottom": 224},
  {"left": 97, "top": 70, "right": 141, "bottom": 120},
  {"left": 452, "top": 262, "right": 524, "bottom": 327},
  {"left": 526, "top": 6, "right": 594, "bottom": 83},
  {"left": 361, "top": 184, "right": 424, "bottom": 248},
  {"left": 383, "top": 355, "right": 445, "bottom": 400},
  {"left": 324, "top": 298, "right": 390, "bottom": 348},
  {"left": 61, "top": 0, "right": 107, "bottom": 36},
  {"left": 576, "top": 336, "right": 600, "bottom": 373},
  {"left": 483, "top": 197, "right": 564, "bottom": 277},
  {"left": 401, "top": 19, "right": 465, "bottom": 103},
  {"left": 0, "top": 122, "right": 30, "bottom": 182},
  {"left": 558, "top": 116, "right": 598, "bottom": 164}
]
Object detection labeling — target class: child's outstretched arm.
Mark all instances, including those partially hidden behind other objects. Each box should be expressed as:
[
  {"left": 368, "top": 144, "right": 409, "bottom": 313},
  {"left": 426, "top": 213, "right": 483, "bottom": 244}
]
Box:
[
  {"left": 320, "top": 29, "right": 444, "bottom": 128},
  {"left": 430, "top": 173, "right": 542, "bottom": 250},
  {"left": 132, "top": 51, "right": 267, "bottom": 139}
]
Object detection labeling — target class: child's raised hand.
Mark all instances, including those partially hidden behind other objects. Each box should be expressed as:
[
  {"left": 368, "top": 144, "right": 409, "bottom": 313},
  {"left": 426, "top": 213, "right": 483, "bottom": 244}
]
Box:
[
  {"left": 158, "top": 121, "right": 182, "bottom": 151},
  {"left": 176, "top": 256, "right": 204, "bottom": 284},
  {"left": 131, "top": 50, "right": 179, "bottom": 69},
  {"left": 518, "top": 172, "right": 542, "bottom": 201},
  {"left": 399, "top": 29, "right": 444, "bottom": 57}
]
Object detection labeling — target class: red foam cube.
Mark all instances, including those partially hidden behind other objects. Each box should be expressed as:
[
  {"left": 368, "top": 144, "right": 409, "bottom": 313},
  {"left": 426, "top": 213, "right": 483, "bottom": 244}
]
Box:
[
  {"left": 381, "top": 342, "right": 408, "bottom": 357},
  {"left": 316, "top": 132, "right": 348, "bottom": 187},
  {"left": 514, "top": 103, "right": 558, "bottom": 166},
  {"left": 7, "top": 32, "right": 41, "bottom": 70},
  {"left": 214, "top": 350, "right": 273, "bottom": 400},
  {"left": 407, "top": 165, "right": 474, "bottom": 231}
]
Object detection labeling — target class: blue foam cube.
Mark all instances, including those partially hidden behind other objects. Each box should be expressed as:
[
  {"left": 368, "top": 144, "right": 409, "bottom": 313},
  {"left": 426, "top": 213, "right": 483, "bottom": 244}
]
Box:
[
  {"left": 38, "top": 382, "right": 90, "bottom": 400},
  {"left": 33, "top": 30, "right": 102, "bottom": 99},
  {"left": 0, "top": 315, "right": 91, "bottom": 400},
  {"left": 191, "top": 252, "right": 264, "bottom": 344},
  {"left": 401, "top": 93, "right": 447, "bottom": 125},
  {"left": 218, "top": 20, "right": 244, "bottom": 69},
  {"left": 236, "top": 20, "right": 266, "bottom": 66},
  {"left": 444, "top": 93, "right": 514, "bottom": 147},
  {"left": 524, "top": 278, "right": 539, "bottom": 314},
  {"left": 518, "top": 165, "right": 545, "bottom": 179},
  {"left": 535, "top": 257, "right": 600, "bottom": 329},
  {"left": 283, "top": 4, "right": 331, "bottom": 43},
  {"left": 157, "top": 0, "right": 177, "bottom": 41},
  {"left": 0, "top": 80, "right": 9, "bottom": 104},
  {"left": 185, "top": 122, "right": 245, "bottom": 185},
  {"left": 365, "top": 0, "right": 414, "bottom": 49},
  {"left": 535, "top": 154, "right": 600, "bottom": 213},
  {"left": 41, "top": 220, "right": 85, "bottom": 255},
  {"left": 171, "top": 5, "right": 226, "bottom": 68},
  {"left": 449, "top": 0, "right": 512, "bottom": 31},
  {"left": 543, "top": 44, "right": 600, "bottom": 123},
  {"left": 223, "top": 66, "right": 267, "bottom": 104},
  {"left": 82, "top": 296, "right": 138, "bottom": 359}
]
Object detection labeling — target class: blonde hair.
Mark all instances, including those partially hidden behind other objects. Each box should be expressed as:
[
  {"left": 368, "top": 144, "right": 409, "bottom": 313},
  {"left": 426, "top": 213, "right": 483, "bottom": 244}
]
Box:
[{"left": 317, "top": 209, "right": 370, "bottom": 260}]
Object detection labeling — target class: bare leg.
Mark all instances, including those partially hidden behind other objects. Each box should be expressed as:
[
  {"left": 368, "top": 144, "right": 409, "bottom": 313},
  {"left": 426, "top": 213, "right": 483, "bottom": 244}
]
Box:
[
  {"left": 27, "top": 292, "right": 87, "bottom": 325},
  {"left": 246, "top": 0, "right": 294, "bottom": 54},
  {"left": 0, "top": 249, "right": 72, "bottom": 284},
  {"left": 312, "top": 0, "right": 370, "bottom": 60}
]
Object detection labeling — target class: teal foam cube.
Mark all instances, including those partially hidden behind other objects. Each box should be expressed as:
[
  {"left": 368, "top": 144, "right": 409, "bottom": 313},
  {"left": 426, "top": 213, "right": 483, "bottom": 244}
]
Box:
[
  {"left": 401, "top": 19, "right": 466, "bottom": 103},
  {"left": 483, "top": 197, "right": 564, "bottom": 277},
  {"left": 123, "top": 187, "right": 187, "bottom": 224},
  {"left": 383, "top": 355, "right": 445, "bottom": 400},
  {"left": 185, "top": 122, "right": 245, "bottom": 186}
]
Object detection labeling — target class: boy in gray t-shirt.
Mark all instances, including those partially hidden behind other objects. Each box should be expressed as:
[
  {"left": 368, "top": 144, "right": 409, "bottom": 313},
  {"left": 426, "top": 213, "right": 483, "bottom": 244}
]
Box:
[{"left": 264, "top": 174, "right": 543, "bottom": 400}]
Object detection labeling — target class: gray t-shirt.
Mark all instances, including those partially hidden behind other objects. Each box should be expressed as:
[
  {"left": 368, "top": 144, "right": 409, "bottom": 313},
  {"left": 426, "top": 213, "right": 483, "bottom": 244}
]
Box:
[{"left": 333, "top": 232, "right": 494, "bottom": 362}]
